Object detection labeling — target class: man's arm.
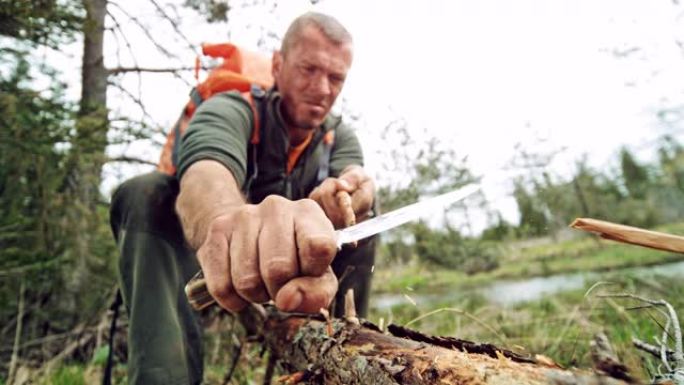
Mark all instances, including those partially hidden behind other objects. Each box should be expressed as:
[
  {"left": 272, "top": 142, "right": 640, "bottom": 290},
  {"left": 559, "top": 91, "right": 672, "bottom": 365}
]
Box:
[
  {"left": 177, "top": 160, "right": 340, "bottom": 313},
  {"left": 177, "top": 160, "right": 243, "bottom": 250}
]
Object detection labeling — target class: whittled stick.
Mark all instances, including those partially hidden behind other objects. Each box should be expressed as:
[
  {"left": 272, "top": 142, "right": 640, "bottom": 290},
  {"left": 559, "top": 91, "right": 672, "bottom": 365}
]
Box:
[
  {"left": 570, "top": 217, "right": 684, "bottom": 254},
  {"left": 335, "top": 190, "right": 356, "bottom": 227}
]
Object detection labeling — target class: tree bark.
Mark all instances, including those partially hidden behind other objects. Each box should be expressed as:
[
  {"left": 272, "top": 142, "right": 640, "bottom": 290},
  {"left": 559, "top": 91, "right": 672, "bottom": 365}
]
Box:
[
  {"left": 60, "top": 0, "right": 110, "bottom": 310},
  {"left": 239, "top": 305, "right": 634, "bottom": 385},
  {"left": 81, "top": 0, "right": 107, "bottom": 113}
]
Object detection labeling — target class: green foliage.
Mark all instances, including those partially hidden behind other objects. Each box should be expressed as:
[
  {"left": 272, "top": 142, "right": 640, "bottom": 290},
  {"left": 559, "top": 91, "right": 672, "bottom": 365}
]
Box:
[
  {"left": 480, "top": 214, "right": 516, "bottom": 241},
  {"left": 90, "top": 346, "right": 110, "bottom": 367},
  {"left": 0, "top": 39, "right": 117, "bottom": 373},
  {"left": 375, "top": 121, "right": 481, "bottom": 270},
  {"left": 0, "top": 52, "right": 76, "bottom": 272},
  {"left": 43, "top": 365, "right": 85, "bottom": 385},
  {"left": 512, "top": 179, "right": 550, "bottom": 237},
  {"left": 0, "top": 0, "right": 83, "bottom": 47},
  {"left": 413, "top": 222, "right": 498, "bottom": 273},
  {"left": 509, "top": 138, "right": 684, "bottom": 239},
  {"left": 184, "top": 0, "right": 231, "bottom": 22},
  {"left": 619, "top": 147, "right": 651, "bottom": 200},
  {"left": 371, "top": 255, "right": 684, "bottom": 382}
]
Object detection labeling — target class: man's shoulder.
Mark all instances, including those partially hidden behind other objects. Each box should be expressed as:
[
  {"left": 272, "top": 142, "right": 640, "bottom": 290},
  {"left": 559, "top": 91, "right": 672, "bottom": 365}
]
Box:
[
  {"left": 186, "top": 90, "right": 254, "bottom": 134},
  {"left": 323, "top": 114, "right": 356, "bottom": 140},
  {"left": 201, "top": 91, "right": 253, "bottom": 111},
  {"left": 192, "top": 91, "right": 252, "bottom": 115}
]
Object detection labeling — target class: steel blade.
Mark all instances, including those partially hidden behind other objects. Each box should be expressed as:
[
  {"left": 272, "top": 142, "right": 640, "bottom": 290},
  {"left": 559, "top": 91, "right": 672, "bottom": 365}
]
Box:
[{"left": 335, "top": 183, "right": 480, "bottom": 247}]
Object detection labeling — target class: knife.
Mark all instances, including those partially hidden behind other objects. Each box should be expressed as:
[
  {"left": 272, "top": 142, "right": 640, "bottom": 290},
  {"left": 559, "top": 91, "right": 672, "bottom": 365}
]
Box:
[{"left": 185, "top": 183, "right": 481, "bottom": 310}]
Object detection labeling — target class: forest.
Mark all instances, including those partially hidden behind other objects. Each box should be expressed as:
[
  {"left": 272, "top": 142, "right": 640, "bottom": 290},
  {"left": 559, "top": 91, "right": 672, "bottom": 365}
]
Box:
[{"left": 2, "top": 0, "right": 684, "bottom": 384}]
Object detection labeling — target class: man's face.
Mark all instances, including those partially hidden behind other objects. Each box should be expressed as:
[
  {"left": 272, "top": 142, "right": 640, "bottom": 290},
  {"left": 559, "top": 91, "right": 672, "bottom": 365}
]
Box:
[{"left": 273, "top": 26, "right": 353, "bottom": 130}]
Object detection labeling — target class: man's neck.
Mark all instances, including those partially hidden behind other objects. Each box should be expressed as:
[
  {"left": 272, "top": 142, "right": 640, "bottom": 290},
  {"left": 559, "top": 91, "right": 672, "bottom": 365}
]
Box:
[{"left": 288, "top": 126, "right": 314, "bottom": 147}]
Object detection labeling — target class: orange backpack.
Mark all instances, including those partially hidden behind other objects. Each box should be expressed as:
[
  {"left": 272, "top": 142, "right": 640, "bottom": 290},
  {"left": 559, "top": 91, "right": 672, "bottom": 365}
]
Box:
[{"left": 157, "top": 43, "right": 274, "bottom": 175}]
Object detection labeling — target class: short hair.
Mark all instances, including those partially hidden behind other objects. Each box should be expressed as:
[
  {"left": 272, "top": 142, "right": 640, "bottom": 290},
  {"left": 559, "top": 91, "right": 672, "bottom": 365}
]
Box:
[{"left": 281, "top": 12, "right": 353, "bottom": 57}]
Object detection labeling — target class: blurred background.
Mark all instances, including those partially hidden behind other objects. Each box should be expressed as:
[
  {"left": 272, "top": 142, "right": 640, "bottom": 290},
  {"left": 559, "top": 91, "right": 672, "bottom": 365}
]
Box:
[{"left": 2, "top": 0, "right": 684, "bottom": 383}]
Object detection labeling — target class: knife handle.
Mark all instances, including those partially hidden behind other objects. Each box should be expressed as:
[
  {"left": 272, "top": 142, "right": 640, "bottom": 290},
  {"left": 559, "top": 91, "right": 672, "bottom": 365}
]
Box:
[{"left": 185, "top": 271, "right": 215, "bottom": 310}]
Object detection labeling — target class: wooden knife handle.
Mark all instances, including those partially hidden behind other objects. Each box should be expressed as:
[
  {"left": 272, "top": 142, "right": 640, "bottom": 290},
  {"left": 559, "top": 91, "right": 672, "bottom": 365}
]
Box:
[{"left": 185, "top": 270, "right": 214, "bottom": 310}]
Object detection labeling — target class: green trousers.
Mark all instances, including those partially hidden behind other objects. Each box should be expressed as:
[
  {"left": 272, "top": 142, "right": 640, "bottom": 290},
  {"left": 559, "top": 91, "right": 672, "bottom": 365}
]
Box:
[{"left": 110, "top": 171, "right": 375, "bottom": 385}]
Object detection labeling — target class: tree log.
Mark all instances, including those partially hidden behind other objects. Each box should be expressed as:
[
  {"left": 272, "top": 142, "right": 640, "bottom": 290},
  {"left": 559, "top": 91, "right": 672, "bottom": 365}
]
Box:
[{"left": 240, "top": 305, "right": 633, "bottom": 385}]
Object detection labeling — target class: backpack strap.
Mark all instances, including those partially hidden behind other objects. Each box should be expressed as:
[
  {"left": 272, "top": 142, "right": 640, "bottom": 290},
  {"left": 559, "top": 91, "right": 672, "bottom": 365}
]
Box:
[
  {"left": 170, "top": 86, "right": 263, "bottom": 177},
  {"left": 243, "top": 85, "right": 266, "bottom": 195},
  {"left": 316, "top": 118, "right": 340, "bottom": 184},
  {"left": 170, "top": 114, "right": 184, "bottom": 171}
]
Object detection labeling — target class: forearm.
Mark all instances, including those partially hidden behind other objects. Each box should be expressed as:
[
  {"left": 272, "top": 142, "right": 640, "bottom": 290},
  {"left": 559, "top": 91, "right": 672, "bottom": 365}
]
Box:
[{"left": 176, "top": 160, "right": 245, "bottom": 249}]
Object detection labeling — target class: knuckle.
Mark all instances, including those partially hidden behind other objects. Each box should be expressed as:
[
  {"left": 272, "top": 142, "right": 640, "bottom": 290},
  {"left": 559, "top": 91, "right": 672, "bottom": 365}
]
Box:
[
  {"left": 261, "top": 194, "right": 287, "bottom": 208},
  {"left": 234, "top": 205, "right": 256, "bottom": 223},
  {"left": 208, "top": 216, "right": 229, "bottom": 235},
  {"left": 207, "top": 280, "right": 245, "bottom": 311},
  {"left": 207, "top": 280, "right": 233, "bottom": 302},
  {"left": 307, "top": 236, "right": 336, "bottom": 260},
  {"left": 321, "top": 177, "right": 337, "bottom": 189},
  {"left": 263, "top": 259, "right": 295, "bottom": 285},
  {"left": 233, "top": 274, "right": 263, "bottom": 294},
  {"left": 298, "top": 198, "right": 323, "bottom": 214}
]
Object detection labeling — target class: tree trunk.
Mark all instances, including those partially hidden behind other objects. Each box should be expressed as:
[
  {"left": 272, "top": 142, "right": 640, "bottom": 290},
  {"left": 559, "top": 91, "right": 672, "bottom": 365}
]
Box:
[
  {"left": 76, "top": 0, "right": 108, "bottom": 197},
  {"left": 238, "top": 305, "right": 633, "bottom": 385},
  {"left": 61, "top": 0, "right": 109, "bottom": 309}
]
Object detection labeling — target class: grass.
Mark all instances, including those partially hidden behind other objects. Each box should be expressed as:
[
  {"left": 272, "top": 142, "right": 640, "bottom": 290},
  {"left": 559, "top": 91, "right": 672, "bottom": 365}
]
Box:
[
  {"left": 373, "top": 221, "right": 684, "bottom": 294},
  {"left": 365, "top": 222, "right": 684, "bottom": 382},
  {"left": 368, "top": 274, "right": 684, "bottom": 381},
  {"left": 37, "top": 222, "right": 684, "bottom": 384}
]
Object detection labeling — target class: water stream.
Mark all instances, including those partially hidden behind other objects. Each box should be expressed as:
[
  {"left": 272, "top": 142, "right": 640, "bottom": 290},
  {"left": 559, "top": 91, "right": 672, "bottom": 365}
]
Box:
[{"left": 372, "top": 260, "right": 684, "bottom": 310}]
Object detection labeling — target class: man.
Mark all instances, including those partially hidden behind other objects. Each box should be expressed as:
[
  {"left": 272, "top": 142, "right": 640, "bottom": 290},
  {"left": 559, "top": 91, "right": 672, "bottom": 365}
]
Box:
[{"left": 110, "top": 12, "right": 376, "bottom": 385}]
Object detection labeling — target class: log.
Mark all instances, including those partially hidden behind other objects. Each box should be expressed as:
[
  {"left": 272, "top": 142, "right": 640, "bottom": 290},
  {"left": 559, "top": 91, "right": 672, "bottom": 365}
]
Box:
[
  {"left": 569, "top": 217, "right": 684, "bottom": 254},
  {"left": 240, "top": 304, "right": 633, "bottom": 385}
]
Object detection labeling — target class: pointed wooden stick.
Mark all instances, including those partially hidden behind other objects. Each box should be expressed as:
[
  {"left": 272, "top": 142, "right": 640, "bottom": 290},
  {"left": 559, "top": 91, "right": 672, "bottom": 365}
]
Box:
[{"left": 569, "top": 217, "right": 684, "bottom": 254}]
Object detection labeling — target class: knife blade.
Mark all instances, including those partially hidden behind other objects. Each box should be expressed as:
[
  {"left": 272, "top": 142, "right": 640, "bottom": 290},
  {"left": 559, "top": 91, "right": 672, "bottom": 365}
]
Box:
[
  {"left": 335, "top": 183, "right": 480, "bottom": 247},
  {"left": 185, "top": 183, "right": 481, "bottom": 310}
]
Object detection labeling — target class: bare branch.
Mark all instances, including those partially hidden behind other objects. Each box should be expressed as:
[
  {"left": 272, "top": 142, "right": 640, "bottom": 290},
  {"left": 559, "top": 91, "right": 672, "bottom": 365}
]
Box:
[
  {"left": 106, "top": 9, "right": 139, "bottom": 70},
  {"left": 107, "top": 1, "right": 178, "bottom": 59},
  {"left": 599, "top": 293, "right": 684, "bottom": 368},
  {"left": 662, "top": 319, "right": 674, "bottom": 372},
  {"left": 148, "top": 0, "right": 198, "bottom": 56},
  {"left": 107, "top": 156, "right": 157, "bottom": 166},
  {"left": 108, "top": 66, "right": 198, "bottom": 75},
  {"left": 107, "top": 81, "right": 157, "bottom": 126},
  {"left": 633, "top": 337, "right": 675, "bottom": 360}
]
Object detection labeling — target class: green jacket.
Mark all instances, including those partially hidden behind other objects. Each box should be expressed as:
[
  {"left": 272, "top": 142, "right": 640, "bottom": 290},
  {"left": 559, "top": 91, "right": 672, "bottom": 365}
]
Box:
[{"left": 177, "top": 89, "right": 364, "bottom": 202}]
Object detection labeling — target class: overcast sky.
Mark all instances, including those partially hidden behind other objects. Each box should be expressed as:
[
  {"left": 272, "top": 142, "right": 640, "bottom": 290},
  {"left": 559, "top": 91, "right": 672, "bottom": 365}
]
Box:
[{"left": 39, "top": 0, "right": 684, "bottom": 231}]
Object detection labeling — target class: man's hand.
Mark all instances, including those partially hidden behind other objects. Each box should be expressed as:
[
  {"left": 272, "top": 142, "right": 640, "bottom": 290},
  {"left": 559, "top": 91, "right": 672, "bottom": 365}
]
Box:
[
  {"left": 196, "top": 195, "right": 339, "bottom": 313},
  {"left": 309, "top": 165, "right": 375, "bottom": 229},
  {"left": 177, "top": 161, "right": 339, "bottom": 314}
]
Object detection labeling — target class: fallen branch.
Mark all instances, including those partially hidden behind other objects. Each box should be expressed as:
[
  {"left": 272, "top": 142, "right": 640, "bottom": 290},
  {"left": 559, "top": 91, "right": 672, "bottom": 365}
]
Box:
[
  {"left": 632, "top": 337, "right": 674, "bottom": 361},
  {"left": 234, "top": 304, "right": 633, "bottom": 385},
  {"left": 598, "top": 293, "right": 683, "bottom": 368}
]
